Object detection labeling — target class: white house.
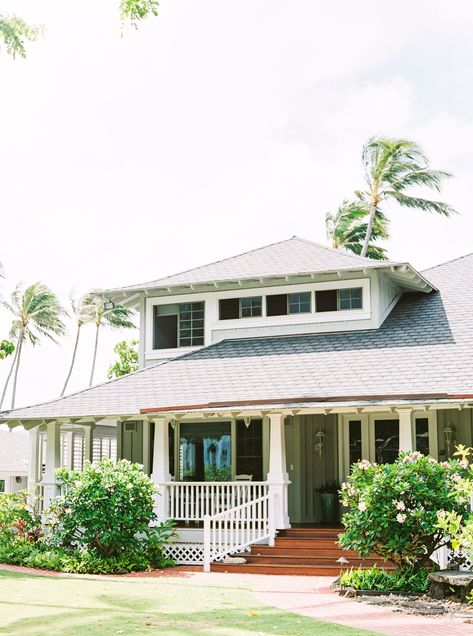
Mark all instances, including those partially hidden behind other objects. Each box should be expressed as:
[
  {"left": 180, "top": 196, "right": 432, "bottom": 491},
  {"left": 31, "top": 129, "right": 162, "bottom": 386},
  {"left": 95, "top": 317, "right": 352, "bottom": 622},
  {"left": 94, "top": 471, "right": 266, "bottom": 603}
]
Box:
[
  {"left": 0, "top": 429, "right": 28, "bottom": 494},
  {"left": 1, "top": 237, "right": 473, "bottom": 573}
]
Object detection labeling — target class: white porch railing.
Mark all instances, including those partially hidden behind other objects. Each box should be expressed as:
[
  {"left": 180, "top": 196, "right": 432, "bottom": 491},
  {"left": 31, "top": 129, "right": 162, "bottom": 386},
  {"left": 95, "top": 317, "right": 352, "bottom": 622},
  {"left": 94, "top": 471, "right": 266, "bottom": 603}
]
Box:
[
  {"left": 203, "top": 492, "right": 276, "bottom": 572},
  {"left": 164, "top": 481, "right": 269, "bottom": 522}
]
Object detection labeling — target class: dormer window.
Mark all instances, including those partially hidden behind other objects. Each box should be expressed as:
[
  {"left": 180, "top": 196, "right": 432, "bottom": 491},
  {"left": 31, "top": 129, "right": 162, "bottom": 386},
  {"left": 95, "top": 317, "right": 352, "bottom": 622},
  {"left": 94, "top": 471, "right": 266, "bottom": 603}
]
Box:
[
  {"left": 266, "top": 292, "right": 311, "bottom": 316},
  {"left": 315, "top": 287, "right": 363, "bottom": 312},
  {"left": 153, "top": 302, "right": 204, "bottom": 349},
  {"left": 219, "top": 296, "right": 262, "bottom": 320}
]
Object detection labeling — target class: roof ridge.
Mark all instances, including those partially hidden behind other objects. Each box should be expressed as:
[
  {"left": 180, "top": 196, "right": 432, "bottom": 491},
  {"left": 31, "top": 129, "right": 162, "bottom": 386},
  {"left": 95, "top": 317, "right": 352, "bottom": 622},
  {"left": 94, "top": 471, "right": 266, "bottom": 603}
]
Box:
[
  {"left": 423, "top": 251, "right": 473, "bottom": 273},
  {"left": 290, "top": 235, "right": 390, "bottom": 264}
]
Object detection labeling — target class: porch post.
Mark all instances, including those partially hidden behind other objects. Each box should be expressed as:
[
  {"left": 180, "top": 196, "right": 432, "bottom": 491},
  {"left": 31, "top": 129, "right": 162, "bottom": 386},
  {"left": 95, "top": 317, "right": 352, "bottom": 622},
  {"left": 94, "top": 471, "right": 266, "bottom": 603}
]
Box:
[
  {"left": 84, "top": 424, "right": 96, "bottom": 463},
  {"left": 28, "top": 428, "right": 40, "bottom": 490},
  {"left": 397, "top": 408, "right": 414, "bottom": 453},
  {"left": 151, "top": 417, "right": 171, "bottom": 522},
  {"left": 267, "top": 413, "right": 290, "bottom": 529},
  {"left": 42, "top": 422, "right": 61, "bottom": 508}
]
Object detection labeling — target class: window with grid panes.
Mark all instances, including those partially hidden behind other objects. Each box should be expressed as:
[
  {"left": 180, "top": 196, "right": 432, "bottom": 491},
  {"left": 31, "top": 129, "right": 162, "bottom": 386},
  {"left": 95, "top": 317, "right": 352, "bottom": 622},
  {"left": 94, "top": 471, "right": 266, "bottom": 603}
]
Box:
[
  {"left": 240, "top": 296, "right": 262, "bottom": 317},
  {"left": 288, "top": 292, "right": 311, "bottom": 314},
  {"left": 338, "top": 287, "right": 362, "bottom": 310},
  {"left": 178, "top": 302, "right": 204, "bottom": 347}
]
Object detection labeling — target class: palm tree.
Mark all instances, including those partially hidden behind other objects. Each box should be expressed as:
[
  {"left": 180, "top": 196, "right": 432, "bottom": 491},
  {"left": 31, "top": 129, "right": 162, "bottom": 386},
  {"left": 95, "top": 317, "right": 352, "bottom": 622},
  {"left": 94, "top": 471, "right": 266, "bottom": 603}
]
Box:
[
  {"left": 87, "top": 297, "right": 135, "bottom": 387},
  {"left": 357, "top": 137, "right": 455, "bottom": 257},
  {"left": 60, "top": 289, "right": 95, "bottom": 397},
  {"left": 326, "top": 199, "right": 389, "bottom": 260},
  {"left": 0, "top": 282, "right": 67, "bottom": 410}
]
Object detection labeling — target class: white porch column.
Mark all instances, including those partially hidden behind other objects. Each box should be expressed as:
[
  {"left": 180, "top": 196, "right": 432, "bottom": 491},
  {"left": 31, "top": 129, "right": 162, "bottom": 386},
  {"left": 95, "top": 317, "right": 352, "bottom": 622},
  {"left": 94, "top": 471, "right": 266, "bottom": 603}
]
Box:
[
  {"left": 42, "top": 422, "right": 61, "bottom": 508},
  {"left": 84, "top": 424, "right": 96, "bottom": 463},
  {"left": 397, "top": 409, "right": 414, "bottom": 453},
  {"left": 28, "top": 428, "right": 40, "bottom": 491},
  {"left": 267, "top": 413, "right": 290, "bottom": 529},
  {"left": 151, "top": 417, "right": 171, "bottom": 522},
  {"left": 142, "top": 419, "right": 151, "bottom": 475}
]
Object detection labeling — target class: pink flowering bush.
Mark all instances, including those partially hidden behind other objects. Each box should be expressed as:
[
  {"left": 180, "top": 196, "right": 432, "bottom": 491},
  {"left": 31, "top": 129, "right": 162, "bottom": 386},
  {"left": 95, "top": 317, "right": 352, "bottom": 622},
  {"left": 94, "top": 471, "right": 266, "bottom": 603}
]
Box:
[{"left": 339, "top": 451, "right": 470, "bottom": 571}]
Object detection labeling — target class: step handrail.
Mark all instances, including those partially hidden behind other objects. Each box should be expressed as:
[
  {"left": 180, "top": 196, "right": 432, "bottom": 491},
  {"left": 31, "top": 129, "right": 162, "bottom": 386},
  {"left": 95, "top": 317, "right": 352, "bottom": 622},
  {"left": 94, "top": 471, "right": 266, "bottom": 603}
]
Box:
[{"left": 203, "top": 492, "right": 276, "bottom": 572}]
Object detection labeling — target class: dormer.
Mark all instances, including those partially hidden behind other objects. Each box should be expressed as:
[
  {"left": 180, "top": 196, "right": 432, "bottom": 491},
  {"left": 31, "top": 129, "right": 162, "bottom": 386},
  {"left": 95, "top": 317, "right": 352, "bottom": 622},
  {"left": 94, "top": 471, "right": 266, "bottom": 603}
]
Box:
[{"left": 100, "top": 237, "right": 435, "bottom": 368}]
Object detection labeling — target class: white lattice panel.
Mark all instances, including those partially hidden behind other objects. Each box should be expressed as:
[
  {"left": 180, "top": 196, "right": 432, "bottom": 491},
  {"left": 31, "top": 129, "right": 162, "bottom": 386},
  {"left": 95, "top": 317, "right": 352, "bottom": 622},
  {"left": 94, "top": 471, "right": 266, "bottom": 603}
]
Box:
[{"left": 164, "top": 543, "right": 204, "bottom": 565}]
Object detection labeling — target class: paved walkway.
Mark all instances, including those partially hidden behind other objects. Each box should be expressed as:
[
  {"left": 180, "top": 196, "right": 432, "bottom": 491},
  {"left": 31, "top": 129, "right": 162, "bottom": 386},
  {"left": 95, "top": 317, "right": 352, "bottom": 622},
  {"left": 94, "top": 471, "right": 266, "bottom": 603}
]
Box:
[{"left": 1, "top": 564, "right": 472, "bottom": 635}]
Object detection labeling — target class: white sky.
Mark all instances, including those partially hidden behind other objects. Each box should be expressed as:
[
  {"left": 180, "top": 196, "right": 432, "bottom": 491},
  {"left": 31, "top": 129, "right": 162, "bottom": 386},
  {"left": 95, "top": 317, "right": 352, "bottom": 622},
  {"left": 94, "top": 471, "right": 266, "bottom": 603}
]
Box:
[{"left": 1, "top": 0, "right": 473, "bottom": 410}]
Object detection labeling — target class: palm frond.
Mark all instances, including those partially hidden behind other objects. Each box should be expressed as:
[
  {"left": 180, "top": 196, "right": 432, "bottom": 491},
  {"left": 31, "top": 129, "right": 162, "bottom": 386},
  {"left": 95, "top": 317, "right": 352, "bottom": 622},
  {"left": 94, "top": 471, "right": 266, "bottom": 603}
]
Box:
[{"left": 386, "top": 191, "right": 457, "bottom": 216}]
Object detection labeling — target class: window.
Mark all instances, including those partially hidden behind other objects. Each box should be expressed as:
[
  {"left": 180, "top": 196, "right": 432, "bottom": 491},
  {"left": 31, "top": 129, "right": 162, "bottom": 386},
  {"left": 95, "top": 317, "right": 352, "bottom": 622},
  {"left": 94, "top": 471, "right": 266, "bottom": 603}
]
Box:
[
  {"left": 348, "top": 420, "right": 362, "bottom": 467},
  {"left": 415, "top": 418, "right": 429, "bottom": 455},
  {"left": 179, "top": 422, "right": 231, "bottom": 481},
  {"left": 219, "top": 296, "right": 262, "bottom": 320},
  {"left": 0, "top": 480, "right": 4, "bottom": 493},
  {"left": 93, "top": 436, "right": 117, "bottom": 462},
  {"left": 339, "top": 287, "right": 362, "bottom": 310},
  {"left": 153, "top": 302, "right": 205, "bottom": 349},
  {"left": 288, "top": 292, "right": 311, "bottom": 314},
  {"left": 267, "top": 292, "right": 311, "bottom": 316},
  {"left": 236, "top": 419, "right": 263, "bottom": 480},
  {"left": 315, "top": 287, "right": 363, "bottom": 312},
  {"left": 374, "top": 419, "right": 399, "bottom": 464}
]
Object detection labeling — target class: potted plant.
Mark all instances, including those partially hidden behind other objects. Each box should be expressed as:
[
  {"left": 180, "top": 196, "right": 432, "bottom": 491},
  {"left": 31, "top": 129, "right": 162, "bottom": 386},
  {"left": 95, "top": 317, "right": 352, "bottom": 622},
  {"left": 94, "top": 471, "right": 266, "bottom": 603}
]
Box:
[{"left": 316, "top": 481, "right": 340, "bottom": 523}]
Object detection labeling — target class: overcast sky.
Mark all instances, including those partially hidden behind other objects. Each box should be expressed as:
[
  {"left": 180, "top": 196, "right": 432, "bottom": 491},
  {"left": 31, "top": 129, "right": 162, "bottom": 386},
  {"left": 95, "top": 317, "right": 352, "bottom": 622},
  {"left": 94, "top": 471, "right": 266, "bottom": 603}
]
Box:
[{"left": 1, "top": 0, "right": 473, "bottom": 410}]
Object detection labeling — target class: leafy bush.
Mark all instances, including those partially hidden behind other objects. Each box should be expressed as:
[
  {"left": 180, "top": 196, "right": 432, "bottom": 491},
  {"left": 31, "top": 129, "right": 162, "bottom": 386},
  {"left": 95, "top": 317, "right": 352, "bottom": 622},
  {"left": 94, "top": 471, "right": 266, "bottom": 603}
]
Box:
[
  {"left": 53, "top": 459, "right": 157, "bottom": 556},
  {"left": 0, "top": 491, "right": 42, "bottom": 541},
  {"left": 339, "top": 451, "right": 470, "bottom": 571},
  {"left": 339, "top": 566, "right": 431, "bottom": 593}
]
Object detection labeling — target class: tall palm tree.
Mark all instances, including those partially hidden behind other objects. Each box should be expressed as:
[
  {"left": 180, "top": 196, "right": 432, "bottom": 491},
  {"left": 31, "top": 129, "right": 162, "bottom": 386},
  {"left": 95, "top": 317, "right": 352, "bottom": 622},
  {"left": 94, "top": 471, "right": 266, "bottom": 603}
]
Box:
[
  {"left": 326, "top": 199, "right": 389, "bottom": 260},
  {"left": 0, "top": 282, "right": 67, "bottom": 410},
  {"left": 357, "top": 137, "right": 455, "bottom": 257},
  {"left": 87, "top": 297, "right": 135, "bottom": 387},
  {"left": 60, "top": 289, "right": 95, "bottom": 397}
]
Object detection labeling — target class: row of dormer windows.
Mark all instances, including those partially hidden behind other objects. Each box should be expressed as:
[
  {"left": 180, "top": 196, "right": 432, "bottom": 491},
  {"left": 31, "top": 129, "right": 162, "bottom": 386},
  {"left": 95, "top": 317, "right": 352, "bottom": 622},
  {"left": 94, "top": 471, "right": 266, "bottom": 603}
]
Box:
[{"left": 152, "top": 287, "right": 363, "bottom": 350}]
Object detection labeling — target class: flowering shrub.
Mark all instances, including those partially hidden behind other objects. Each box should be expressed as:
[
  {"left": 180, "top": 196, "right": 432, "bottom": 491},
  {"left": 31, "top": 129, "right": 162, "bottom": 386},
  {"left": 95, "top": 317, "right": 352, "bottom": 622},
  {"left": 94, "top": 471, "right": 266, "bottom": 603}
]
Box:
[
  {"left": 339, "top": 451, "right": 470, "bottom": 571},
  {"left": 52, "top": 459, "right": 161, "bottom": 556}
]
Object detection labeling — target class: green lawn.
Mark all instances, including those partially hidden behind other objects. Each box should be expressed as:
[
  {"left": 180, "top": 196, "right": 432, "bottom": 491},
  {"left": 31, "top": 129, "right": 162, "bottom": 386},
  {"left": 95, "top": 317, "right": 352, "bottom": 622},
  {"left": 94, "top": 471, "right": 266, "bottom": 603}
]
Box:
[{"left": 0, "top": 569, "right": 378, "bottom": 636}]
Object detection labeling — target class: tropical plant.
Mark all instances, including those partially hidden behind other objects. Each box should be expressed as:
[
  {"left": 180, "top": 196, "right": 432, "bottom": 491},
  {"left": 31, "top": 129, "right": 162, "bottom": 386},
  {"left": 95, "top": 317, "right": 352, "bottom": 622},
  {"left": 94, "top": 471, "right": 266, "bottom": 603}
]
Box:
[
  {"left": 339, "top": 565, "right": 432, "bottom": 594},
  {"left": 87, "top": 298, "right": 135, "bottom": 386},
  {"left": 339, "top": 452, "right": 470, "bottom": 572},
  {"left": 355, "top": 137, "right": 455, "bottom": 257},
  {"left": 107, "top": 339, "right": 139, "bottom": 379},
  {"left": 60, "top": 289, "right": 95, "bottom": 397},
  {"left": 0, "top": 490, "right": 42, "bottom": 542},
  {"left": 0, "top": 1, "right": 159, "bottom": 59},
  {"left": 53, "top": 459, "right": 160, "bottom": 557},
  {"left": 326, "top": 200, "right": 389, "bottom": 260},
  {"left": 0, "top": 339, "right": 14, "bottom": 360},
  {"left": 0, "top": 282, "right": 67, "bottom": 410}
]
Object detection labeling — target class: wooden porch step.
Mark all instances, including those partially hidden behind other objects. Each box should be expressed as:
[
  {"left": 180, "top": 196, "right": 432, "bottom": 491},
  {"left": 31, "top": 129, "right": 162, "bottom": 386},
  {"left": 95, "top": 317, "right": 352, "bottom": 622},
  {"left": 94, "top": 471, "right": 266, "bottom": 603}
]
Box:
[
  {"left": 277, "top": 528, "right": 342, "bottom": 538},
  {"left": 235, "top": 553, "right": 391, "bottom": 567},
  {"left": 273, "top": 538, "right": 343, "bottom": 549},
  {"left": 210, "top": 562, "right": 351, "bottom": 576},
  {"left": 251, "top": 545, "right": 360, "bottom": 558}
]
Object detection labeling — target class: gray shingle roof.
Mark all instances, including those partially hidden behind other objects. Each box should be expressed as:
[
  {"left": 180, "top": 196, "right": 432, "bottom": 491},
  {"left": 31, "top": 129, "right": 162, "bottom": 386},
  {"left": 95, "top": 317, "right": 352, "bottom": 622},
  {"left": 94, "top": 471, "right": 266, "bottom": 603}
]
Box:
[
  {"left": 0, "top": 430, "right": 29, "bottom": 472},
  {"left": 105, "top": 237, "right": 399, "bottom": 293},
  {"left": 1, "top": 251, "right": 473, "bottom": 422}
]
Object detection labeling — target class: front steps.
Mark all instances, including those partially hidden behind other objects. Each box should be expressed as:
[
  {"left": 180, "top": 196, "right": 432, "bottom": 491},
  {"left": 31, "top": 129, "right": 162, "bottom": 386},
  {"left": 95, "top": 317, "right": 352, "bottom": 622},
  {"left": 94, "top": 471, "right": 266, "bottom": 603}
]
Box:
[{"left": 210, "top": 527, "right": 393, "bottom": 576}]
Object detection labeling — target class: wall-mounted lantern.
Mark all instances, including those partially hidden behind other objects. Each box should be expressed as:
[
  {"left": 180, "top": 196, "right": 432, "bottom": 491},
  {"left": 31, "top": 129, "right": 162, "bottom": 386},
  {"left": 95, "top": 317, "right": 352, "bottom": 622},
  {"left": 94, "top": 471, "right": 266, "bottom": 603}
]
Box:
[{"left": 314, "top": 429, "right": 325, "bottom": 458}]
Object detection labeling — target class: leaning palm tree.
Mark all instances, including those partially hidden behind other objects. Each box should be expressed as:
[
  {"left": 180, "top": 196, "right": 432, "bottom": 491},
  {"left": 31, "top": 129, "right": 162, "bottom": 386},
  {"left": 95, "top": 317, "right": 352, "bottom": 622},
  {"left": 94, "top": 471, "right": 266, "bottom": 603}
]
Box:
[
  {"left": 326, "top": 199, "right": 389, "bottom": 260},
  {"left": 0, "top": 282, "right": 68, "bottom": 410},
  {"left": 357, "top": 137, "right": 455, "bottom": 257},
  {"left": 60, "top": 289, "right": 95, "bottom": 397},
  {"left": 87, "top": 297, "right": 135, "bottom": 387}
]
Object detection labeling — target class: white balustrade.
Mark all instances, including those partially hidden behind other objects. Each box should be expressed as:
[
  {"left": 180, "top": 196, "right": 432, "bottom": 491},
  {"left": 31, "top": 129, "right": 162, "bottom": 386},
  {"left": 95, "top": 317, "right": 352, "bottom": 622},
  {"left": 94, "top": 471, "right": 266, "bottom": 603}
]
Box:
[
  {"left": 203, "top": 492, "right": 276, "bottom": 572},
  {"left": 163, "top": 481, "right": 269, "bottom": 522}
]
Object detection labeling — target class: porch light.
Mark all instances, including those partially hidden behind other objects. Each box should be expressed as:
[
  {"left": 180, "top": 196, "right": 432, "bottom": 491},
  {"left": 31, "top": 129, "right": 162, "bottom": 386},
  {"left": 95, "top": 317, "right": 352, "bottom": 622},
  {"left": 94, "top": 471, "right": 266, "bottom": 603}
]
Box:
[
  {"left": 314, "top": 429, "right": 325, "bottom": 457},
  {"left": 444, "top": 424, "right": 455, "bottom": 455}
]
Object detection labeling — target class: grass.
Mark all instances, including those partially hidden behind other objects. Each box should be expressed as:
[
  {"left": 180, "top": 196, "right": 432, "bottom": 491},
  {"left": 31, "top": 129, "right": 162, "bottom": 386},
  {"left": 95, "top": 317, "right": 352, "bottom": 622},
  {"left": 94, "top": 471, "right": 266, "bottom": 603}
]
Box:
[{"left": 0, "top": 569, "right": 378, "bottom": 636}]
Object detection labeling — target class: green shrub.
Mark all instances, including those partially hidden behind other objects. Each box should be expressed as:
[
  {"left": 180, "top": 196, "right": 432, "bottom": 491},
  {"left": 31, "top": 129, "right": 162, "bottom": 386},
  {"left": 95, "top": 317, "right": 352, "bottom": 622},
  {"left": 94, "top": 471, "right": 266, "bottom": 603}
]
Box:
[
  {"left": 339, "top": 566, "right": 431, "bottom": 593},
  {"left": 339, "top": 451, "right": 470, "bottom": 571},
  {"left": 0, "top": 491, "right": 42, "bottom": 541},
  {"left": 53, "top": 459, "right": 157, "bottom": 556}
]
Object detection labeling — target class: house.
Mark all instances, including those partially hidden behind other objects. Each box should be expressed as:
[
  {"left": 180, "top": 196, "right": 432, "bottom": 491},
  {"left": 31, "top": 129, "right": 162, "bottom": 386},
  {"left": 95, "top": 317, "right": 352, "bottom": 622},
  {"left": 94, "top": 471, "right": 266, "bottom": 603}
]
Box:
[
  {"left": 0, "top": 429, "right": 29, "bottom": 494},
  {"left": 1, "top": 236, "right": 473, "bottom": 572}
]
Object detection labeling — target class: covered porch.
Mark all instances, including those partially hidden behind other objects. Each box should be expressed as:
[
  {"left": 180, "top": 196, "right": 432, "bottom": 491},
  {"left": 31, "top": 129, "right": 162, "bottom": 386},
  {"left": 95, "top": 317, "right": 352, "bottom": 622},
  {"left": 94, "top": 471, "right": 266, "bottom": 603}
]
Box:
[{"left": 15, "top": 398, "right": 473, "bottom": 570}]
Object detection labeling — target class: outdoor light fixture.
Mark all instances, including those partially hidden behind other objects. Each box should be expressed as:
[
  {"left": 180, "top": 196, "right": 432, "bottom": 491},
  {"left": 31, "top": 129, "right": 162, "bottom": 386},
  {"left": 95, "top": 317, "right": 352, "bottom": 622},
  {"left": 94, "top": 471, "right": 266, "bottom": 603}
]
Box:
[
  {"left": 444, "top": 424, "right": 455, "bottom": 455},
  {"left": 103, "top": 300, "right": 115, "bottom": 310},
  {"left": 244, "top": 417, "right": 252, "bottom": 428},
  {"left": 314, "top": 429, "right": 325, "bottom": 457}
]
